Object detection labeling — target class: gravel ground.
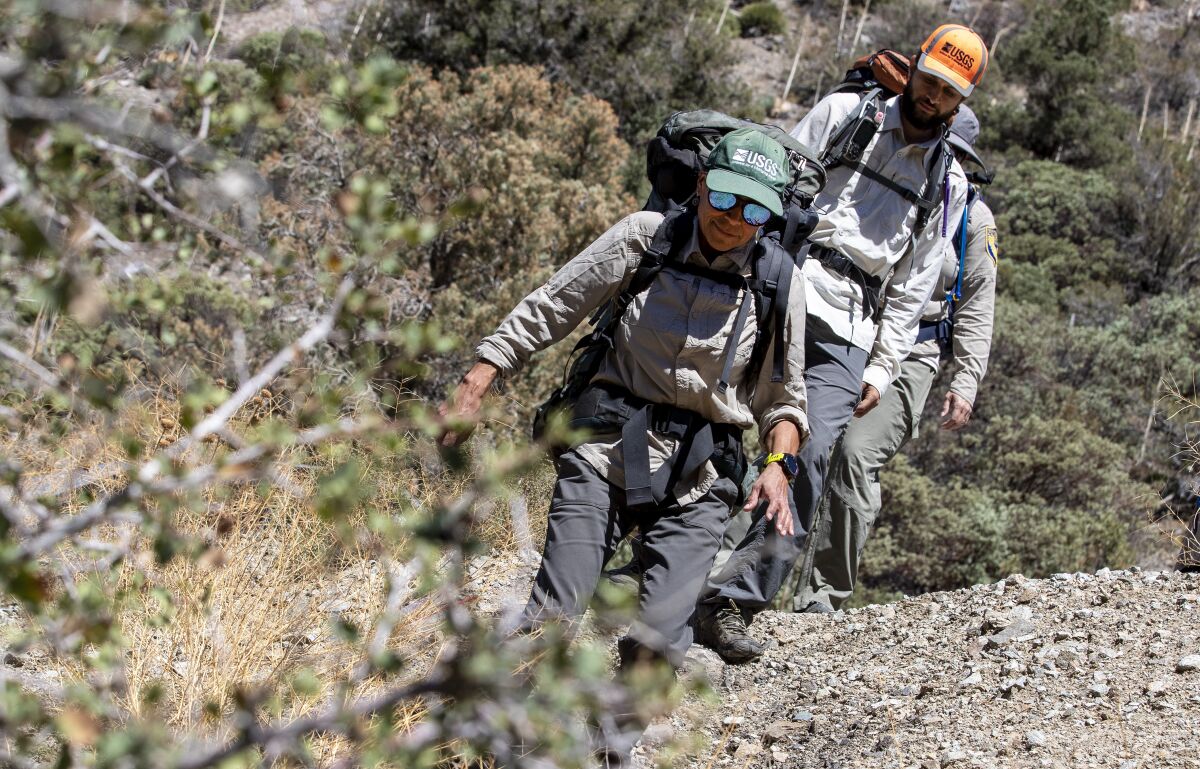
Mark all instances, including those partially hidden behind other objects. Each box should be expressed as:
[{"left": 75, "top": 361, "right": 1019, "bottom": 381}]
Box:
[{"left": 653, "top": 568, "right": 1200, "bottom": 769}]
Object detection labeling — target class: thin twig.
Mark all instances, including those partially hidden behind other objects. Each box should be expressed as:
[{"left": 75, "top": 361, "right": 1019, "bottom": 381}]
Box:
[
  {"left": 0, "top": 339, "right": 64, "bottom": 391},
  {"left": 140, "top": 105, "right": 211, "bottom": 189},
  {"left": 203, "top": 0, "right": 226, "bottom": 64},
  {"left": 114, "top": 161, "right": 268, "bottom": 263}
]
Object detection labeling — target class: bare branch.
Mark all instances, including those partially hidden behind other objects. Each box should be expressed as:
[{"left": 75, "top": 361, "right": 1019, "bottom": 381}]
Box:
[
  {"left": 203, "top": 0, "right": 227, "bottom": 65},
  {"left": 175, "top": 675, "right": 446, "bottom": 769},
  {"left": 140, "top": 105, "right": 211, "bottom": 189},
  {"left": 0, "top": 84, "right": 68, "bottom": 241},
  {"left": 114, "top": 161, "right": 269, "bottom": 263},
  {"left": 144, "top": 276, "right": 355, "bottom": 477},
  {"left": 3, "top": 93, "right": 217, "bottom": 166},
  {"left": 0, "top": 339, "right": 66, "bottom": 391}
]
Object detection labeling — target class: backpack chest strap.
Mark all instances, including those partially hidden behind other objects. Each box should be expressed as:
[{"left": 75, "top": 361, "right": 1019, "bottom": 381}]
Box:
[{"left": 570, "top": 384, "right": 745, "bottom": 510}]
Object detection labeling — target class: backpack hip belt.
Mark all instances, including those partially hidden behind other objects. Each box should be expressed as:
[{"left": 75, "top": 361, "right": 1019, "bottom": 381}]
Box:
[
  {"left": 810, "top": 244, "right": 884, "bottom": 319},
  {"left": 915, "top": 317, "right": 953, "bottom": 355},
  {"left": 570, "top": 383, "right": 747, "bottom": 510}
]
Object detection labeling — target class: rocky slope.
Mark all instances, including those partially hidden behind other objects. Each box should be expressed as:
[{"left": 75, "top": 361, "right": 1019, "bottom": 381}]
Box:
[
  {"left": 460, "top": 550, "right": 1200, "bottom": 768},
  {"left": 655, "top": 568, "right": 1200, "bottom": 769}
]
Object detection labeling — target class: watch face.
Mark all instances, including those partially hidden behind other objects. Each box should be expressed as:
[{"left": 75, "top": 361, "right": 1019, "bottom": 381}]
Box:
[{"left": 783, "top": 454, "right": 800, "bottom": 477}]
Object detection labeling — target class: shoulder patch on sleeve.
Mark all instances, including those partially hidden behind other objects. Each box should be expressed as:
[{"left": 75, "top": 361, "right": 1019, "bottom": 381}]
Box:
[{"left": 984, "top": 226, "right": 998, "bottom": 265}]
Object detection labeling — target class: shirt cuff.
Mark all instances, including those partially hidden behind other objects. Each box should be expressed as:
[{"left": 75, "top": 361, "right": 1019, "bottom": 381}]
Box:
[
  {"left": 949, "top": 375, "right": 979, "bottom": 407},
  {"left": 759, "top": 409, "right": 810, "bottom": 447},
  {"left": 475, "top": 338, "right": 522, "bottom": 378},
  {"left": 861, "top": 363, "right": 892, "bottom": 399}
]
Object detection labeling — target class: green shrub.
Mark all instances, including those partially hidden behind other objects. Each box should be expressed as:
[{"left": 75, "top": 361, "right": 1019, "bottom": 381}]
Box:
[
  {"left": 738, "top": 2, "right": 785, "bottom": 37},
  {"left": 366, "top": 0, "right": 754, "bottom": 141},
  {"left": 233, "top": 27, "right": 331, "bottom": 97},
  {"left": 46, "top": 272, "right": 272, "bottom": 385},
  {"left": 854, "top": 456, "right": 1010, "bottom": 601}
]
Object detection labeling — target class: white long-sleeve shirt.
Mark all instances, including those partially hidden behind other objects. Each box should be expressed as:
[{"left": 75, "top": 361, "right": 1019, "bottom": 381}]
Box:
[{"left": 790, "top": 92, "right": 967, "bottom": 397}]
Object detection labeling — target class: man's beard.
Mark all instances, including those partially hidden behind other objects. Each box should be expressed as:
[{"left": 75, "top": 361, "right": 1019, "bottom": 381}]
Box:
[{"left": 900, "top": 83, "right": 955, "bottom": 130}]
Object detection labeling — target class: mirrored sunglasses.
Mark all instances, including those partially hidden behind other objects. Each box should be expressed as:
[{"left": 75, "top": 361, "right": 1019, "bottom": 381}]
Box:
[{"left": 707, "top": 190, "right": 773, "bottom": 227}]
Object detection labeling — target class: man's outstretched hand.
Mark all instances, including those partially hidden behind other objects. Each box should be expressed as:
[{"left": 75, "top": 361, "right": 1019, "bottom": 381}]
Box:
[
  {"left": 438, "top": 361, "right": 499, "bottom": 448},
  {"left": 745, "top": 463, "right": 794, "bottom": 537},
  {"left": 747, "top": 420, "right": 801, "bottom": 537},
  {"left": 940, "top": 390, "right": 972, "bottom": 431}
]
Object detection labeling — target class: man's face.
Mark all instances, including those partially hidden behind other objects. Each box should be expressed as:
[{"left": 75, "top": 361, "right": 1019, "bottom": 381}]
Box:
[
  {"left": 901, "top": 70, "right": 966, "bottom": 130},
  {"left": 697, "top": 175, "right": 762, "bottom": 253}
]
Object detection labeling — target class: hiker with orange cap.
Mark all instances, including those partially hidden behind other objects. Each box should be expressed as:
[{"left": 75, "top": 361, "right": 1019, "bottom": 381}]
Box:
[
  {"left": 796, "top": 102, "right": 1000, "bottom": 614},
  {"left": 695, "top": 24, "right": 988, "bottom": 663}
]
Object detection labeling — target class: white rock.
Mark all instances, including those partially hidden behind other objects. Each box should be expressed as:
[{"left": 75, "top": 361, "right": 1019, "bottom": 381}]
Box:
[
  {"left": 959, "top": 671, "right": 983, "bottom": 688},
  {"left": 1025, "top": 730, "right": 1047, "bottom": 749},
  {"left": 1175, "top": 655, "right": 1200, "bottom": 673}
]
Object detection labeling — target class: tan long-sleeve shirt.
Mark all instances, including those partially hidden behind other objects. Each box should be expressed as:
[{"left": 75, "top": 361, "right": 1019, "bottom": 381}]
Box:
[
  {"left": 908, "top": 197, "right": 998, "bottom": 405},
  {"left": 790, "top": 93, "right": 968, "bottom": 397},
  {"left": 477, "top": 210, "right": 809, "bottom": 504}
]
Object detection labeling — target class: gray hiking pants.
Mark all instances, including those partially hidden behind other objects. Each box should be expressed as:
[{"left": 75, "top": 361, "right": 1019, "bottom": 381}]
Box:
[
  {"left": 796, "top": 357, "right": 937, "bottom": 611},
  {"left": 699, "top": 320, "right": 868, "bottom": 614},
  {"left": 523, "top": 449, "right": 738, "bottom": 668}
]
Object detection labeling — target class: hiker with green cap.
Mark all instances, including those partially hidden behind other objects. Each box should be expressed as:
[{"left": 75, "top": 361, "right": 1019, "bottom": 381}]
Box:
[{"left": 439, "top": 127, "right": 809, "bottom": 764}]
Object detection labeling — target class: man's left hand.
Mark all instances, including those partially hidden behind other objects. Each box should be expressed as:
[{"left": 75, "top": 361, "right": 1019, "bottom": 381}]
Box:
[
  {"left": 940, "top": 391, "right": 973, "bottom": 431},
  {"left": 744, "top": 463, "right": 794, "bottom": 537}
]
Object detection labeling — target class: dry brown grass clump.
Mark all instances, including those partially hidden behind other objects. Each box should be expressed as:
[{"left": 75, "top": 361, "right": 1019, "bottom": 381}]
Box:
[{"left": 1, "top": 383, "right": 557, "bottom": 763}]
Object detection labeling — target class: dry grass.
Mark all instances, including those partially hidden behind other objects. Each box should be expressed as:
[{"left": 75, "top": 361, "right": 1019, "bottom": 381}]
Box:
[
  {"left": 1161, "top": 379, "right": 1200, "bottom": 566},
  {"left": 0, "top": 383, "right": 557, "bottom": 765}
]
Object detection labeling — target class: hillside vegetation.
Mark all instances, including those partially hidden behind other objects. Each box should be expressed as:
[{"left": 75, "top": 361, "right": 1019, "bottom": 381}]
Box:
[{"left": 0, "top": 0, "right": 1198, "bottom": 766}]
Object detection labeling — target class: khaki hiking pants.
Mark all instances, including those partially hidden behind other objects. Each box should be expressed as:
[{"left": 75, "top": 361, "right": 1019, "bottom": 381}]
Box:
[{"left": 796, "top": 356, "right": 937, "bottom": 611}]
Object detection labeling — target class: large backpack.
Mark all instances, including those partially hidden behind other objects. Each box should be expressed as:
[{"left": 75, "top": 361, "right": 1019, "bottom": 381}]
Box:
[
  {"left": 644, "top": 109, "right": 825, "bottom": 256},
  {"left": 531, "top": 111, "right": 826, "bottom": 444},
  {"left": 820, "top": 49, "right": 954, "bottom": 235}
]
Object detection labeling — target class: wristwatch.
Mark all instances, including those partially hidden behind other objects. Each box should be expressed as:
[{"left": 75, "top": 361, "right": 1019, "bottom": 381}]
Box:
[{"left": 761, "top": 452, "right": 800, "bottom": 479}]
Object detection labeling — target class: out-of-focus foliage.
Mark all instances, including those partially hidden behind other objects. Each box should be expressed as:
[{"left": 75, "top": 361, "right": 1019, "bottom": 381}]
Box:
[
  {"left": 739, "top": 2, "right": 787, "bottom": 38},
  {"left": 365, "top": 0, "right": 754, "bottom": 141},
  {"left": 0, "top": 2, "right": 676, "bottom": 767},
  {"left": 3, "top": 0, "right": 1200, "bottom": 761}
]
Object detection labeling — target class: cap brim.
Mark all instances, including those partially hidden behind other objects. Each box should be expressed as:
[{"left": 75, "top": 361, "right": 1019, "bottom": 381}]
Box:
[
  {"left": 946, "top": 131, "right": 985, "bottom": 168},
  {"left": 706, "top": 168, "right": 784, "bottom": 216},
  {"left": 916, "top": 54, "right": 974, "bottom": 97}
]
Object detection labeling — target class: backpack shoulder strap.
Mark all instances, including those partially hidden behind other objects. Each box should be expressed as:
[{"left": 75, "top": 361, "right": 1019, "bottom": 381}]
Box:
[
  {"left": 915, "top": 133, "right": 954, "bottom": 234},
  {"left": 608, "top": 206, "right": 694, "bottom": 319},
  {"left": 948, "top": 186, "right": 978, "bottom": 308},
  {"left": 820, "top": 87, "right": 884, "bottom": 169},
  {"left": 746, "top": 236, "right": 796, "bottom": 385}
]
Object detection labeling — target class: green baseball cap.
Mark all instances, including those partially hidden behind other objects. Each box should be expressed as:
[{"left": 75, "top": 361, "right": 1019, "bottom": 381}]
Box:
[{"left": 705, "top": 128, "right": 789, "bottom": 216}]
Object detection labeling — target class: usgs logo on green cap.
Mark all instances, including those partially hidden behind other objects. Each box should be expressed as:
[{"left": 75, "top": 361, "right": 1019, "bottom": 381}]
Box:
[{"left": 731, "top": 148, "right": 783, "bottom": 180}]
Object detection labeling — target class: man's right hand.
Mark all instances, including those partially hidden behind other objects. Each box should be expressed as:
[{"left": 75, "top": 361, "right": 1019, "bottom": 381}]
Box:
[
  {"left": 438, "top": 361, "right": 499, "bottom": 447},
  {"left": 853, "top": 382, "right": 880, "bottom": 418}
]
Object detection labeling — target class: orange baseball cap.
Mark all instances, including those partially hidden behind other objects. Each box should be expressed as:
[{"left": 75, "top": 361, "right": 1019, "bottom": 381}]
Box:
[{"left": 916, "top": 24, "right": 988, "bottom": 97}]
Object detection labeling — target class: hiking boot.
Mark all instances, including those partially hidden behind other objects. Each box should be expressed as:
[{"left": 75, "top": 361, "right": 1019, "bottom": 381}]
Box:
[
  {"left": 603, "top": 536, "right": 645, "bottom": 589},
  {"left": 693, "top": 599, "right": 764, "bottom": 664},
  {"left": 603, "top": 559, "right": 642, "bottom": 590},
  {"left": 798, "top": 600, "right": 835, "bottom": 615}
]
